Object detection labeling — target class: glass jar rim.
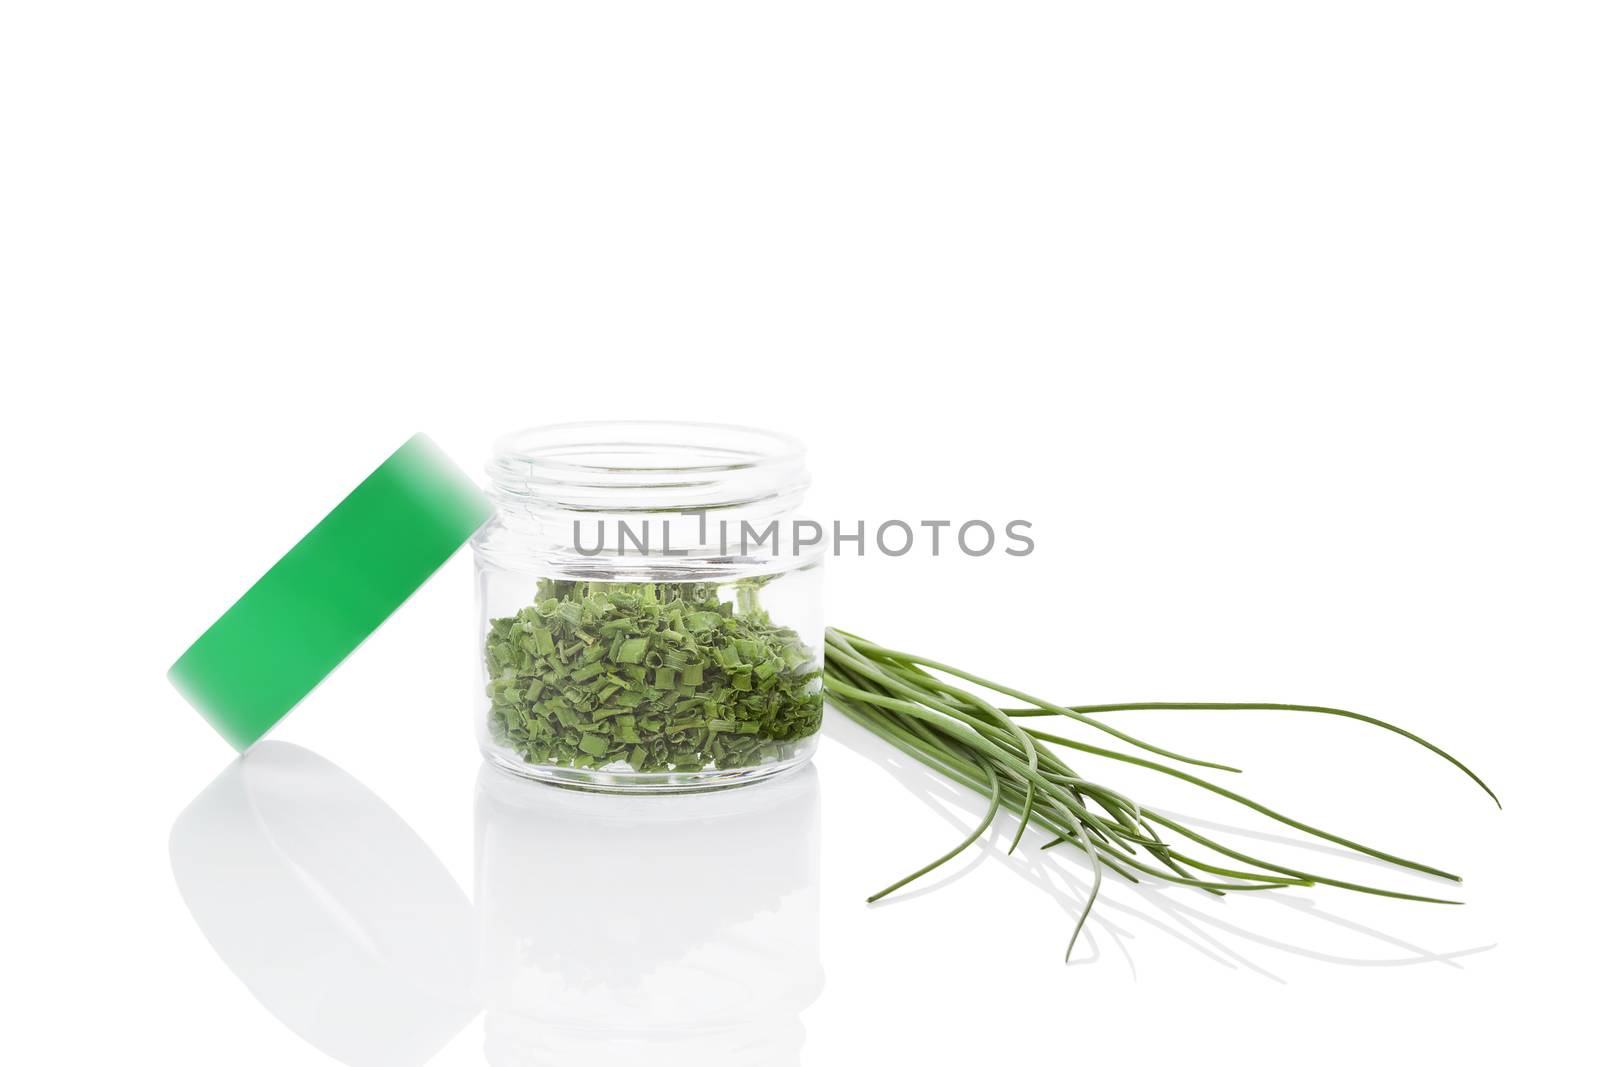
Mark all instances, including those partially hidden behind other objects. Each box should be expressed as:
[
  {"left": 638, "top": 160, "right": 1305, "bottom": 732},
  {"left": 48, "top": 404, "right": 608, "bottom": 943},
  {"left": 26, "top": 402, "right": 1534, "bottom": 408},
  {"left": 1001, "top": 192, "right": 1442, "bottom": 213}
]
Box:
[{"left": 487, "top": 420, "right": 810, "bottom": 514}]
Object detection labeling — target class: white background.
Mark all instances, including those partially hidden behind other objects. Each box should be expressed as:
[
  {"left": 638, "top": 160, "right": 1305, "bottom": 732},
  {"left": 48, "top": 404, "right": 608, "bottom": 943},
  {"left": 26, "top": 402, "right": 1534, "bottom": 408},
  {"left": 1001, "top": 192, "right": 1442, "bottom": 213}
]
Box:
[{"left": 3, "top": 2, "right": 1597, "bottom": 1064}]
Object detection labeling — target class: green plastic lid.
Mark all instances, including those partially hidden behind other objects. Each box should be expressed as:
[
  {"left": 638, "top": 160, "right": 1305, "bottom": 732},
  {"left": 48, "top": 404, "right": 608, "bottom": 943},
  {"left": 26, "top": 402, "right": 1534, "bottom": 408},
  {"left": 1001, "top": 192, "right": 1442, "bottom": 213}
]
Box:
[{"left": 169, "top": 434, "right": 493, "bottom": 750}]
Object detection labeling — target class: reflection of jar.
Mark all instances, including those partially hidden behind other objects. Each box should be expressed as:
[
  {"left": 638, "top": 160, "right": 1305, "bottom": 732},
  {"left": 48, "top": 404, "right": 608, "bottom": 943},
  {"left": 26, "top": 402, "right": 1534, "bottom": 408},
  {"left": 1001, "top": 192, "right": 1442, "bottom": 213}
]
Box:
[
  {"left": 471, "top": 422, "right": 826, "bottom": 793},
  {"left": 475, "top": 762, "right": 823, "bottom": 1067}
]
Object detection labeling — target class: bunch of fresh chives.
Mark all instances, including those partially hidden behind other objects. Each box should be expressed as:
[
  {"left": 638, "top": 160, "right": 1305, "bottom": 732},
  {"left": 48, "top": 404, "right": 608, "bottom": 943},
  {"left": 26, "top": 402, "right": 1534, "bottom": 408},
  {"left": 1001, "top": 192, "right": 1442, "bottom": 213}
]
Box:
[{"left": 822, "top": 628, "right": 1497, "bottom": 961}]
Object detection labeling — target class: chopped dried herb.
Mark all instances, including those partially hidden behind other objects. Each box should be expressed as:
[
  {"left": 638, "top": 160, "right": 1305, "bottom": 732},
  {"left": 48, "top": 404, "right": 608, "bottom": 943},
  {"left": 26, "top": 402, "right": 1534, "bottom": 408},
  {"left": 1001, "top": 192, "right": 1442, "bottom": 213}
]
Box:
[{"left": 485, "top": 578, "right": 823, "bottom": 773}]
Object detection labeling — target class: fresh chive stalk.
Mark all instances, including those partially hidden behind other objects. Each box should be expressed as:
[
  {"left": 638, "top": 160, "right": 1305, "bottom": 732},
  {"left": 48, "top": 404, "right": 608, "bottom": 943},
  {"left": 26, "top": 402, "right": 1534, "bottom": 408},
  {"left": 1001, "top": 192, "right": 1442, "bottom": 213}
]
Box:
[{"left": 822, "top": 628, "right": 1496, "bottom": 962}]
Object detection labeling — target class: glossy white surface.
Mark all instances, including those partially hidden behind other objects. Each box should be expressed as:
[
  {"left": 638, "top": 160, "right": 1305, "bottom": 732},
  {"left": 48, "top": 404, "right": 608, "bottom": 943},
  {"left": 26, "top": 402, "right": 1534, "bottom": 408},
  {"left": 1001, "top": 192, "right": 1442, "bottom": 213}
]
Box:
[
  {"left": 172, "top": 743, "right": 821, "bottom": 1066},
  {"left": 5, "top": 2, "right": 1597, "bottom": 1064},
  {"left": 160, "top": 711, "right": 1520, "bottom": 1067},
  {"left": 171, "top": 745, "right": 478, "bottom": 1067},
  {"left": 7, "top": 587, "right": 1590, "bottom": 1065}
]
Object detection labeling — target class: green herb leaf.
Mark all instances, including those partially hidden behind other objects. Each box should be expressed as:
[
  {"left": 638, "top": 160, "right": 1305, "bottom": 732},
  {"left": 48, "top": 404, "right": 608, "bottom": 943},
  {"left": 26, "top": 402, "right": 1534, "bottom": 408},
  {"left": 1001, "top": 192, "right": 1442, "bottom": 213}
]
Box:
[{"left": 485, "top": 578, "right": 822, "bottom": 775}]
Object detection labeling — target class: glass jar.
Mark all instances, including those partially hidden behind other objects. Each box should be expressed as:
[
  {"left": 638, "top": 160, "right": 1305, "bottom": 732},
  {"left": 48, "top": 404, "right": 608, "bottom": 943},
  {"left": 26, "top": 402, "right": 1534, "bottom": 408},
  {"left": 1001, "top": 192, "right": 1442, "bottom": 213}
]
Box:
[{"left": 472, "top": 421, "right": 825, "bottom": 792}]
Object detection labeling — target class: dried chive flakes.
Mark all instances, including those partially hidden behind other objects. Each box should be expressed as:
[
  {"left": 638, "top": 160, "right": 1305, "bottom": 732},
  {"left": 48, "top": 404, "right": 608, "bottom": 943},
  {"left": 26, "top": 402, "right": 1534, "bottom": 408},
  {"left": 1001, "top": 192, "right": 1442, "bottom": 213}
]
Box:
[{"left": 485, "top": 578, "right": 822, "bottom": 773}]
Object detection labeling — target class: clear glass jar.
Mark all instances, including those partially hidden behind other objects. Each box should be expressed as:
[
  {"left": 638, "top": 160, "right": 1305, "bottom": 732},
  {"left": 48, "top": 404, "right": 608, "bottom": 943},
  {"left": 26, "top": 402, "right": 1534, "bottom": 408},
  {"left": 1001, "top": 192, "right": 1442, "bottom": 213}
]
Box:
[{"left": 472, "top": 421, "right": 825, "bottom": 792}]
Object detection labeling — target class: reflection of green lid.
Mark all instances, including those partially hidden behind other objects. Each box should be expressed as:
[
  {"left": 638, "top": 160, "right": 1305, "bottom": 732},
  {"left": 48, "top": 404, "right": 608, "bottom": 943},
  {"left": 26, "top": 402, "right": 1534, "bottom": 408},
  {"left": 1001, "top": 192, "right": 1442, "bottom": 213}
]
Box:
[{"left": 169, "top": 434, "right": 492, "bottom": 750}]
